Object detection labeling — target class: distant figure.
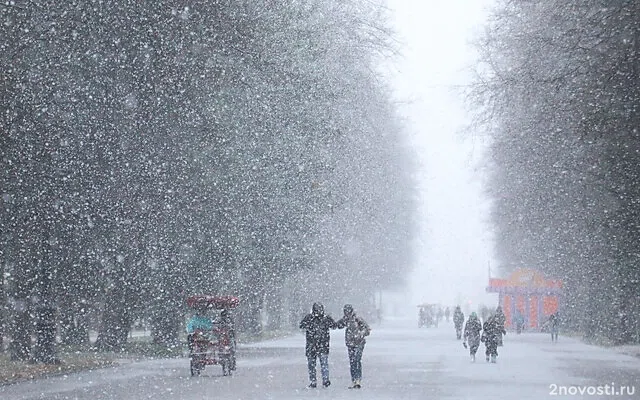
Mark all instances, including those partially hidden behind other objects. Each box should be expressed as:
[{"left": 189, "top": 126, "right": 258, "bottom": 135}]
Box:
[
  {"left": 494, "top": 306, "right": 506, "bottom": 346},
  {"left": 547, "top": 312, "right": 560, "bottom": 342},
  {"left": 453, "top": 306, "right": 465, "bottom": 340},
  {"left": 336, "top": 304, "right": 371, "bottom": 389},
  {"left": 482, "top": 314, "right": 506, "bottom": 363},
  {"left": 463, "top": 312, "right": 483, "bottom": 362},
  {"left": 513, "top": 310, "right": 525, "bottom": 334},
  {"left": 419, "top": 307, "right": 427, "bottom": 328},
  {"left": 480, "top": 306, "right": 490, "bottom": 322},
  {"left": 299, "top": 303, "right": 337, "bottom": 388},
  {"left": 444, "top": 307, "right": 451, "bottom": 322}
]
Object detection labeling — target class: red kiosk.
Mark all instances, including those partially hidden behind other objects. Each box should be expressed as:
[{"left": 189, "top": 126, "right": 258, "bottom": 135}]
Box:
[{"left": 486, "top": 268, "right": 562, "bottom": 331}]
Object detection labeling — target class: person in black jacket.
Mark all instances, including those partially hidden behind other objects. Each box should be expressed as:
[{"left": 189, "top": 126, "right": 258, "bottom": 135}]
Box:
[
  {"left": 453, "top": 306, "right": 465, "bottom": 339},
  {"left": 336, "top": 304, "right": 371, "bottom": 389},
  {"left": 483, "top": 314, "right": 506, "bottom": 363},
  {"left": 463, "top": 312, "right": 483, "bottom": 362},
  {"left": 299, "top": 303, "right": 337, "bottom": 388},
  {"left": 547, "top": 312, "right": 560, "bottom": 342}
]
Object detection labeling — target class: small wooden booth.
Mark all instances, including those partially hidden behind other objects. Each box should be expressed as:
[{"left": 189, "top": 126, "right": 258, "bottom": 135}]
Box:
[{"left": 486, "top": 268, "right": 562, "bottom": 330}]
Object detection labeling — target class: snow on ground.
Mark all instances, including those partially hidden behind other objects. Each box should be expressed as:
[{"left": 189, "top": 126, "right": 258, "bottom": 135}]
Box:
[{"left": 1, "top": 317, "right": 639, "bottom": 399}]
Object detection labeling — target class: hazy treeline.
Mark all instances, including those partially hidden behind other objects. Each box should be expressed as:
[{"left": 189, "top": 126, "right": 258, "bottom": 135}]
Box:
[
  {"left": 0, "top": 0, "right": 417, "bottom": 360},
  {"left": 473, "top": 0, "right": 640, "bottom": 344}
]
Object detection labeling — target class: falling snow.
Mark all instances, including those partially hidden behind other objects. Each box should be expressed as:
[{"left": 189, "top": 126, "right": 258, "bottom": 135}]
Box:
[{"left": 1, "top": 0, "right": 640, "bottom": 398}]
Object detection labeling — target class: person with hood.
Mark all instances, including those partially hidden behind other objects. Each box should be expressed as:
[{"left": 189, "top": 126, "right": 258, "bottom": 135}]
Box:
[
  {"left": 453, "top": 306, "right": 464, "bottom": 340},
  {"left": 336, "top": 304, "right": 371, "bottom": 389},
  {"left": 482, "top": 314, "right": 506, "bottom": 363},
  {"left": 463, "top": 312, "right": 483, "bottom": 362},
  {"left": 299, "top": 303, "right": 337, "bottom": 388},
  {"left": 494, "top": 306, "right": 506, "bottom": 346},
  {"left": 547, "top": 312, "right": 560, "bottom": 342}
]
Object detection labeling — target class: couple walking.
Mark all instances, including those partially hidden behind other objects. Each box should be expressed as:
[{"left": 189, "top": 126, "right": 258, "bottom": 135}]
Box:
[{"left": 299, "top": 303, "right": 371, "bottom": 389}]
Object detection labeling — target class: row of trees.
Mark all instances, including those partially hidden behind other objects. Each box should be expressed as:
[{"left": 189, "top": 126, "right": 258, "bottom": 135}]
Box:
[
  {"left": 0, "top": 0, "right": 417, "bottom": 361},
  {"left": 473, "top": 0, "right": 640, "bottom": 344}
]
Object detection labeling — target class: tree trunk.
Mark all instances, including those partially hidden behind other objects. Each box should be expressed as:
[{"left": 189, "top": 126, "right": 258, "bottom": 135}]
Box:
[
  {"left": 32, "top": 233, "right": 59, "bottom": 363},
  {"left": 150, "top": 305, "right": 180, "bottom": 348},
  {"left": 0, "top": 260, "right": 4, "bottom": 352},
  {"left": 265, "top": 291, "right": 283, "bottom": 331},
  {"left": 9, "top": 307, "right": 31, "bottom": 361},
  {"left": 95, "top": 287, "right": 132, "bottom": 351},
  {"left": 33, "top": 305, "right": 59, "bottom": 364},
  {"left": 60, "top": 309, "right": 90, "bottom": 346}
]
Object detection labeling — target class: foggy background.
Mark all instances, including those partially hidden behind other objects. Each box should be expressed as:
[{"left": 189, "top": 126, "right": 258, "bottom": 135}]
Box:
[{"left": 388, "top": 0, "right": 497, "bottom": 310}]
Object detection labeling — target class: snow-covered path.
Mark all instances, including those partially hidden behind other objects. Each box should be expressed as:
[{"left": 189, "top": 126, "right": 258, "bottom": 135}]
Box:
[{"left": 2, "top": 318, "right": 639, "bottom": 399}]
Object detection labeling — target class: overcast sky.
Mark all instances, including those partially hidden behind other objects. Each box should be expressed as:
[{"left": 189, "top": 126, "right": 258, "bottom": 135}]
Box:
[{"left": 386, "top": 0, "right": 498, "bottom": 311}]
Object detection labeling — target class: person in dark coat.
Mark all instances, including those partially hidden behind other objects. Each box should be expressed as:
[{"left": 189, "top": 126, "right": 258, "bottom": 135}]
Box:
[
  {"left": 453, "top": 306, "right": 464, "bottom": 339},
  {"left": 463, "top": 312, "right": 483, "bottom": 362},
  {"left": 299, "top": 303, "right": 337, "bottom": 388},
  {"left": 336, "top": 304, "right": 371, "bottom": 389},
  {"left": 483, "top": 314, "right": 506, "bottom": 363},
  {"left": 547, "top": 312, "right": 560, "bottom": 342}
]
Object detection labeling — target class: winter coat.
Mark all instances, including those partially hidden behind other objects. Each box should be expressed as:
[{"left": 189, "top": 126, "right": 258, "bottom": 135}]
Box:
[
  {"left": 548, "top": 314, "right": 560, "bottom": 329},
  {"left": 300, "top": 313, "right": 337, "bottom": 357},
  {"left": 482, "top": 317, "right": 505, "bottom": 344},
  {"left": 336, "top": 315, "right": 371, "bottom": 347},
  {"left": 453, "top": 309, "right": 465, "bottom": 328},
  {"left": 464, "top": 317, "right": 482, "bottom": 345}
]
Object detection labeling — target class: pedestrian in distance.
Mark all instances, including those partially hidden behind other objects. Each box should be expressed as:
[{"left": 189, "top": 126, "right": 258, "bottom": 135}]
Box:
[
  {"left": 463, "top": 312, "right": 483, "bottom": 362},
  {"left": 494, "top": 306, "right": 506, "bottom": 346},
  {"left": 336, "top": 304, "right": 371, "bottom": 389},
  {"left": 453, "top": 306, "right": 464, "bottom": 340},
  {"left": 547, "top": 312, "right": 560, "bottom": 342},
  {"left": 513, "top": 310, "right": 525, "bottom": 334},
  {"left": 299, "top": 303, "right": 337, "bottom": 388},
  {"left": 482, "top": 314, "right": 506, "bottom": 363}
]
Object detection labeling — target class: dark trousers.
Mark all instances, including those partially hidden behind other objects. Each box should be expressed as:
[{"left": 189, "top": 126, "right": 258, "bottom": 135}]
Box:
[
  {"left": 307, "top": 353, "right": 329, "bottom": 384},
  {"left": 469, "top": 339, "right": 480, "bottom": 355},
  {"left": 485, "top": 339, "right": 498, "bottom": 357},
  {"left": 455, "top": 325, "right": 462, "bottom": 339},
  {"left": 347, "top": 343, "right": 365, "bottom": 382}
]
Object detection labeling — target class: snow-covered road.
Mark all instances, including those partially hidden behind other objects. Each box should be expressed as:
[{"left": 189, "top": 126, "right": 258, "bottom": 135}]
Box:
[{"left": 2, "top": 318, "right": 639, "bottom": 399}]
